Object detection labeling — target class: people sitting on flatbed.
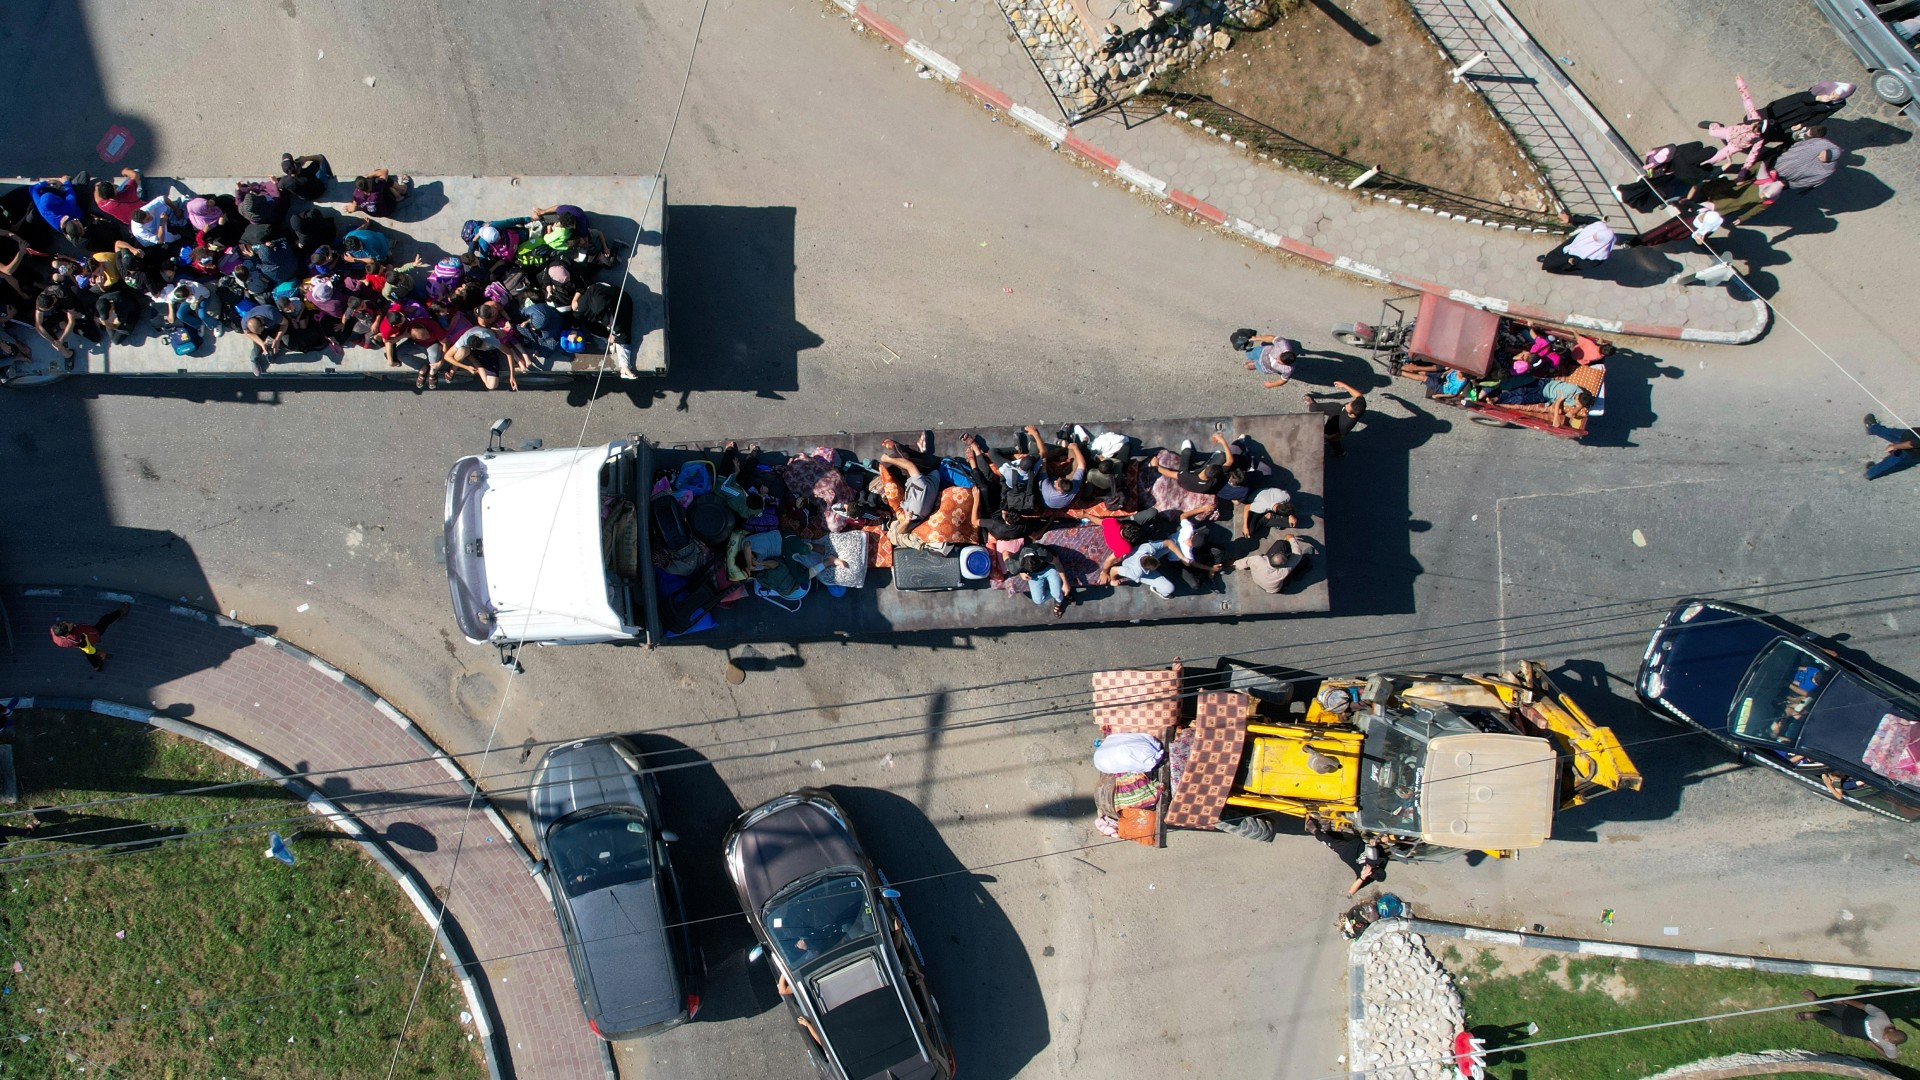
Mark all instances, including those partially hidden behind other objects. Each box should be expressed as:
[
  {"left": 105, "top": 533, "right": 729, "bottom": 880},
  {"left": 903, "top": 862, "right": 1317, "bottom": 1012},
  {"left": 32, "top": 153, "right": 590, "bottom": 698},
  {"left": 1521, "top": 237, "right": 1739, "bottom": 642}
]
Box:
[
  {"left": 647, "top": 425, "right": 1318, "bottom": 628},
  {"left": 1, "top": 156, "right": 640, "bottom": 384}
]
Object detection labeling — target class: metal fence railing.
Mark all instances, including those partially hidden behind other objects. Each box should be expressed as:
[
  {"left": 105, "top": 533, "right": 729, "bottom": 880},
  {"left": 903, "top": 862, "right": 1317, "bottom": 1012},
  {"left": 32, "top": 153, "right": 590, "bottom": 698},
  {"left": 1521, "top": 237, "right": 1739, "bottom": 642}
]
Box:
[
  {"left": 1142, "top": 91, "right": 1571, "bottom": 234},
  {"left": 996, "top": 1, "right": 1126, "bottom": 125}
]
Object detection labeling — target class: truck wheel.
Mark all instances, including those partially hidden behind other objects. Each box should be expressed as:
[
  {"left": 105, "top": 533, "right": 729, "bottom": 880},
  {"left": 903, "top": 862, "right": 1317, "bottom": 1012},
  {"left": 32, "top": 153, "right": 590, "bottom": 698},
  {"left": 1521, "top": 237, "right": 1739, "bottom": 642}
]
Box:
[
  {"left": 1331, "top": 325, "right": 1369, "bottom": 346},
  {"left": 1213, "top": 815, "right": 1276, "bottom": 843},
  {"left": 1872, "top": 71, "right": 1912, "bottom": 105}
]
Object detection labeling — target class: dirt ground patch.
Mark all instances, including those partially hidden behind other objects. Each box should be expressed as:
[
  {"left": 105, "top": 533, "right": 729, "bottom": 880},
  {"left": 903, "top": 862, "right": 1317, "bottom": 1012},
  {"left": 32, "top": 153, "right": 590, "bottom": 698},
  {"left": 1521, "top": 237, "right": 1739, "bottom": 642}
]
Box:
[{"left": 1166, "top": 0, "right": 1554, "bottom": 211}]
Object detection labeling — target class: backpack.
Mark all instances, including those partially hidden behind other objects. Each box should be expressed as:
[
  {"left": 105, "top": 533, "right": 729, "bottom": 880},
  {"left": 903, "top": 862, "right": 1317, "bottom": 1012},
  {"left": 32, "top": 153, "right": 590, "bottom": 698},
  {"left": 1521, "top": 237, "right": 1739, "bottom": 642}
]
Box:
[
  {"left": 487, "top": 227, "right": 524, "bottom": 261},
  {"left": 1230, "top": 327, "right": 1258, "bottom": 351},
  {"left": 350, "top": 187, "right": 387, "bottom": 215},
  {"left": 425, "top": 257, "right": 466, "bottom": 301},
  {"left": 938, "top": 459, "right": 975, "bottom": 489},
  {"left": 1001, "top": 479, "right": 1038, "bottom": 514},
  {"left": 513, "top": 237, "right": 553, "bottom": 268},
  {"left": 499, "top": 268, "right": 532, "bottom": 296},
  {"left": 165, "top": 323, "right": 199, "bottom": 356}
]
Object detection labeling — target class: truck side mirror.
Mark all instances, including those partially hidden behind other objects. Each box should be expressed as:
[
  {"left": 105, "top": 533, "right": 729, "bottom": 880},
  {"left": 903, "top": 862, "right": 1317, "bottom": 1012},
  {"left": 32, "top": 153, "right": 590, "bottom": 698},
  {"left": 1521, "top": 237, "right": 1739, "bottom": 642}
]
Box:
[
  {"left": 747, "top": 944, "right": 765, "bottom": 964},
  {"left": 880, "top": 888, "right": 901, "bottom": 900},
  {"left": 660, "top": 830, "right": 680, "bottom": 844},
  {"left": 487, "top": 417, "right": 513, "bottom": 453}
]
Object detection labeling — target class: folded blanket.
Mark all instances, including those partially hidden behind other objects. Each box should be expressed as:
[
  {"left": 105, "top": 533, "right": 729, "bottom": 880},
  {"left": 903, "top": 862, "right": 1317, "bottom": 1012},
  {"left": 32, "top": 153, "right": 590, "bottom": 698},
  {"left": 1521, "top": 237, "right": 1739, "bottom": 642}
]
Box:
[
  {"left": 1144, "top": 450, "right": 1219, "bottom": 520},
  {"left": 1110, "top": 771, "right": 1162, "bottom": 809},
  {"left": 778, "top": 455, "right": 858, "bottom": 536},
  {"left": 992, "top": 525, "right": 1107, "bottom": 595},
  {"left": 881, "top": 474, "right": 979, "bottom": 545}
]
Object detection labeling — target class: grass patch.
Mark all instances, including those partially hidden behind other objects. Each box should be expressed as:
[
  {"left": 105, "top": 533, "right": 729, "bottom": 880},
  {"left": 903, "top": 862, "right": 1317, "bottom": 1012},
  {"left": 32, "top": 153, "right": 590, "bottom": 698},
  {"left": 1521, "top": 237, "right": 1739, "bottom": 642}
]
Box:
[
  {"left": 0, "top": 711, "right": 483, "bottom": 1078},
  {"left": 1452, "top": 942, "right": 1920, "bottom": 1080}
]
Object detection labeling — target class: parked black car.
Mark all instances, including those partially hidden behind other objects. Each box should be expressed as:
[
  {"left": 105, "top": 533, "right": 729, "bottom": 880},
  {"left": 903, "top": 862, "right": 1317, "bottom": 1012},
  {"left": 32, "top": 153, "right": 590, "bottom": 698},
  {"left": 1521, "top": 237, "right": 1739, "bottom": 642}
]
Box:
[
  {"left": 724, "top": 789, "right": 955, "bottom": 1080},
  {"left": 529, "top": 736, "right": 701, "bottom": 1038},
  {"left": 1638, "top": 599, "right": 1920, "bottom": 821}
]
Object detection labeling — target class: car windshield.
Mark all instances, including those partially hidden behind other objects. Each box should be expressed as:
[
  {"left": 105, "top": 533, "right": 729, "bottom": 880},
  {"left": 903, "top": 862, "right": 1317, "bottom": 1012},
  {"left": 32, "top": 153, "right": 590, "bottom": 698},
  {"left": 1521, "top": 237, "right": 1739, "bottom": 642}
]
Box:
[
  {"left": 1730, "top": 641, "right": 1836, "bottom": 746},
  {"left": 1356, "top": 722, "right": 1429, "bottom": 837},
  {"left": 548, "top": 810, "right": 652, "bottom": 899},
  {"left": 765, "top": 873, "right": 877, "bottom": 970}
]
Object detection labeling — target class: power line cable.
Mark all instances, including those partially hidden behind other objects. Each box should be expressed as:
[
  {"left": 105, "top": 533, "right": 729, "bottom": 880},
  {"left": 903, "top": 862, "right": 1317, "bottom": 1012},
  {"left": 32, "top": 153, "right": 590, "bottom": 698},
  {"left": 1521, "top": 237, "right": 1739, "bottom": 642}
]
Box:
[
  {"left": 0, "top": 643, "right": 1853, "bottom": 895},
  {"left": 5, "top": 560, "right": 1913, "bottom": 829},
  {"left": 3, "top": 581, "right": 1914, "bottom": 866}
]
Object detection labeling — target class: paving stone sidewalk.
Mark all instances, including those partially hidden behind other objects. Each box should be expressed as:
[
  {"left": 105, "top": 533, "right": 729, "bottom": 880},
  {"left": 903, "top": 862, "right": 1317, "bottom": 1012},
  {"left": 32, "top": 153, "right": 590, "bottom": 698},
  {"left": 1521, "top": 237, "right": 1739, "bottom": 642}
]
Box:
[
  {"left": 0, "top": 589, "right": 608, "bottom": 1080},
  {"left": 843, "top": 0, "right": 1767, "bottom": 343}
]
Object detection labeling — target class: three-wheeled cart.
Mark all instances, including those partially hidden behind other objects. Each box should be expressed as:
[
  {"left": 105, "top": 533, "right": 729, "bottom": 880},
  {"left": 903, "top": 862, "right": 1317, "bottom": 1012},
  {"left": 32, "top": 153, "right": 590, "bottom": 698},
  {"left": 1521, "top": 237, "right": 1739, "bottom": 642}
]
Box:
[{"left": 1336, "top": 293, "right": 1612, "bottom": 440}]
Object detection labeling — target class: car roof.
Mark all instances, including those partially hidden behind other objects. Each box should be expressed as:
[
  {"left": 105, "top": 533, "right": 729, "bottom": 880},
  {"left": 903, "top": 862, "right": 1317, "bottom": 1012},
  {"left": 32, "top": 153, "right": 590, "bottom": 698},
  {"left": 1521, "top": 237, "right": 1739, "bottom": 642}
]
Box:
[
  {"left": 565, "top": 876, "right": 684, "bottom": 1035},
  {"left": 729, "top": 793, "right": 865, "bottom": 914},
  {"left": 813, "top": 957, "right": 925, "bottom": 1080},
  {"left": 531, "top": 738, "right": 647, "bottom": 845},
  {"left": 1802, "top": 672, "right": 1920, "bottom": 790}
]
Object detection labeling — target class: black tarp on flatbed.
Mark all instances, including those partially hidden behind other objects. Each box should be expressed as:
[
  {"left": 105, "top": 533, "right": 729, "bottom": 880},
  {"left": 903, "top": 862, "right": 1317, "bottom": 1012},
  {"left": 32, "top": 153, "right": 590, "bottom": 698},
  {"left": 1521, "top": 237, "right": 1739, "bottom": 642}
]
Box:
[{"left": 640, "top": 414, "right": 1327, "bottom": 646}]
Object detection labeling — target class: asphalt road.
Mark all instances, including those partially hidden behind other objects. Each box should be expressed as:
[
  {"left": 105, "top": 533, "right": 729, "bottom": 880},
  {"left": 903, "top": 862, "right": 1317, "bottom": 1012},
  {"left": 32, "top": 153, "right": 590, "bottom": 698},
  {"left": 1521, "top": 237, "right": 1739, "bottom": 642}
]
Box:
[{"left": 1, "top": 2, "right": 1917, "bottom": 1080}]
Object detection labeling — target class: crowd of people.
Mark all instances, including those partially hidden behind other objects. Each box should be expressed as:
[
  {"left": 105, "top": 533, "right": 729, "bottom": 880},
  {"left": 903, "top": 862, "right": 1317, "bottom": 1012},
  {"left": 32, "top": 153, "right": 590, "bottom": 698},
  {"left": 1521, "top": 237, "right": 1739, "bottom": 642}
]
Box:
[
  {"left": 654, "top": 419, "right": 1337, "bottom": 630},
  {"left": 1537, "top": 78, "right": 1857, "bottom": 275},
  {"left": 0, "top": 155, "right": 636, "bottom": 386}
]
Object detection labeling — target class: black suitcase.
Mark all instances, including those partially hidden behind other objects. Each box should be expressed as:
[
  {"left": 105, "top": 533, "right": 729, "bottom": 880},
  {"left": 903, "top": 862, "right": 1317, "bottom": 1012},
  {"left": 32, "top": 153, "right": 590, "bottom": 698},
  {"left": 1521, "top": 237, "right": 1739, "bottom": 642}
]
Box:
[{"left": 891, "top": 548, "right": 966, "bottom": 591}]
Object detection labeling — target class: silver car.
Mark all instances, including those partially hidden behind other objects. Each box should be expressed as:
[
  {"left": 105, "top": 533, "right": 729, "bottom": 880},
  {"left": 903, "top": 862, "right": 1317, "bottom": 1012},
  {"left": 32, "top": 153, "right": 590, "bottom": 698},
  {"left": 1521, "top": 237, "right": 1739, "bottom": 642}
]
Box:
[
  {"left": 1811, "top": 0, "right": 1920, "bottom": 119},
  {"left": 530, "top": 736, "right": 701, "bottom": 1038}
]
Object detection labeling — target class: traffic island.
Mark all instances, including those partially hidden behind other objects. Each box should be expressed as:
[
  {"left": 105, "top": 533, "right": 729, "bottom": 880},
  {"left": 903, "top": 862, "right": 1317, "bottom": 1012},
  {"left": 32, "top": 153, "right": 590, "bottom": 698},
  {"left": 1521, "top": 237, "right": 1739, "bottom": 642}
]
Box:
[
  {"left": 0, "top": 706, "right": 483, "bottom": 1078},
  {"left": 0, "top": 587, "right": 615, "bottom": 1080}
]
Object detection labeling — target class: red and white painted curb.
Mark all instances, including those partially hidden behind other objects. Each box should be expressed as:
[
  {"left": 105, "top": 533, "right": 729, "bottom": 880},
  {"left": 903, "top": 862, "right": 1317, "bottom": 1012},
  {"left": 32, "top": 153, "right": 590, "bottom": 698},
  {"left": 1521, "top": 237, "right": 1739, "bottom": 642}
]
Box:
[{"left": 827, "top": 0, "right": 1767, "bottom": 345}]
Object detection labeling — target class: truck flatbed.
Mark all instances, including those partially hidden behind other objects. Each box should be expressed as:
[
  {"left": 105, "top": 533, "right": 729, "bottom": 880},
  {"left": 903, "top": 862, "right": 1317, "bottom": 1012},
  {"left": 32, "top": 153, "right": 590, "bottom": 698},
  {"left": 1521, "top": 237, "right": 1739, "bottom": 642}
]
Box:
[
  {"left": 642, "top": 413, "right": 1328, "bottom": 645},
  {"left": 0, "top": 175, "right": 665, "bottom": 381}
]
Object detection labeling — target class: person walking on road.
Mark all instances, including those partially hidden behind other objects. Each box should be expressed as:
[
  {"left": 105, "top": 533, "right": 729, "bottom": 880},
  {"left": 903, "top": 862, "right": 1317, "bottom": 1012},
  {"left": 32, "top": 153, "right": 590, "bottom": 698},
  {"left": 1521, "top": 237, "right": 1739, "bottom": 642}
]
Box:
[
  {"left": 1760, "top": 81, "right": 1855, "bottom": 136},
  {"left": 1232, "top": 328, "right": 1302, "bottom": 388},
  {"left": 1626, "top": 202, "right": 1723, "bottom": 248},
  {"left": 1864, "top": 414, "right": 1920, "bottom": 481},
  {"left": 1305, "top": 381, "right": 1367, "bottom": 458},
  {"left": 1797, "top": 990, "right": 1905, "bottom": 1059},
  {"left": 49, "top": 602, "right": 131, "bottom": 672},
  {"left": 1772, "top": 132, "right": 1843, "bottom": 193},
  {"left": 1537, "top": 220, "right": 1616, "bottom": 275}
]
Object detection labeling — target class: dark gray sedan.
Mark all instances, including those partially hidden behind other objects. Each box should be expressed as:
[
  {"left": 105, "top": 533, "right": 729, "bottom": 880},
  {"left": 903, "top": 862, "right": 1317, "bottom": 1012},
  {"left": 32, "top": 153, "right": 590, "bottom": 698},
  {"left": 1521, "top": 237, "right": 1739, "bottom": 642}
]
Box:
[
  {"left": 725, "top": 789, "right": 955, "bottom": 1080},
  {"left": 530, "top": 736, "right": 700, "bottom": 1039}
]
